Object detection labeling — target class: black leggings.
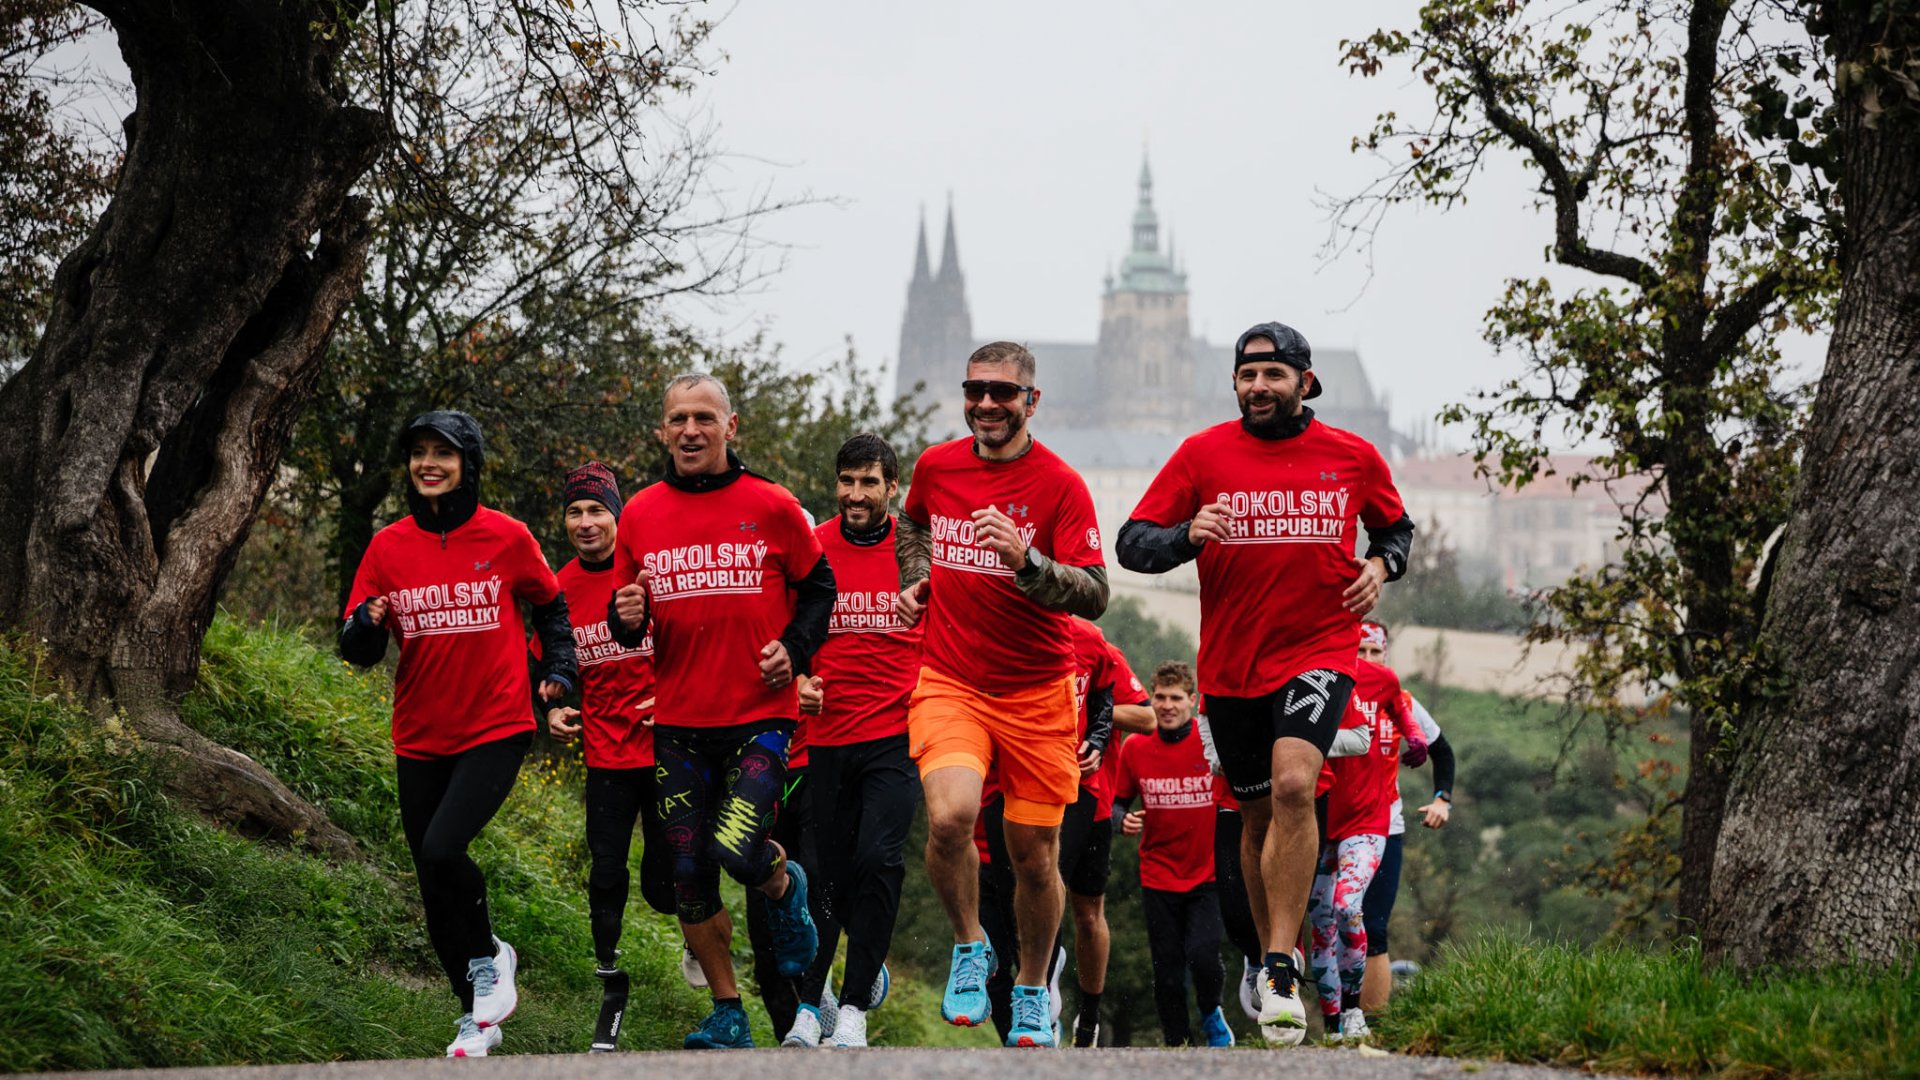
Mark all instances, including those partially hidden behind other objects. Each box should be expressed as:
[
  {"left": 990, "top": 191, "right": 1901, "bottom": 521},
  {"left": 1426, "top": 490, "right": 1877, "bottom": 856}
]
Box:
[
  {"left": 745, "top": 765, "right": 835, "bottom": 1038},
  {"left": 1213, "top": 809, "right": 1262, "bottom": 965},
  {"left": 583, "top": 765, "right": 676, "bottom": 968},
  {"left": 654, "top": 719, "right": 794, "bottom": 924},
  {"left": 806, "top": 735, "right": 920, "bottom": 1009},
  {"left": 395, "top": 730, "right": 531, "bottom": 1012},
  {"left": 1141, "top": 883, "right": 1225, "bottom": 1046},
  {"left": 1360, "top": 832, "right": 1404, "bottom": 956}
]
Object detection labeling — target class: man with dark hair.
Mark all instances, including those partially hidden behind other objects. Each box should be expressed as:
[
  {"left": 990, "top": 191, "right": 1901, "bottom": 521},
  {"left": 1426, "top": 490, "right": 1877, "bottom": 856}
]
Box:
[
  {"left": 896, "top": 340, "right": 1108, "bottom": 1047},
  {"left": 606, "top": 373, "right": 834, "bottom": 1049},
  {"left": 782, "top": 432, "right": 923, "bottom": 1048},
  {"left": 1117, "top": 322, "right": 1414, "bottom": 1042}
]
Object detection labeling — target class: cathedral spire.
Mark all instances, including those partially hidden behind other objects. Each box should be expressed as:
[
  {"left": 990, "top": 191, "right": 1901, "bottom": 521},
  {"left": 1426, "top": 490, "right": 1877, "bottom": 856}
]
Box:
[
  {"left": 912, "top": 205, "right": 931, "bottom": 283},
  {"left": 938, "top": 193, "right": 962, "bottom": 281},
  {"left": 1132, "top": 148, "right": 1159, "bottom": 255}
]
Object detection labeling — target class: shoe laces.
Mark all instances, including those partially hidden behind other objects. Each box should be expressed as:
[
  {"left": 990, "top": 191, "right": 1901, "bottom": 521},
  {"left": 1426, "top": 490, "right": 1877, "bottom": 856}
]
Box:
[
  {"left": 454, "top": 1013, "right": 481, "bottom": 1040},
  {"left": 702, "top": 1004, "right": 742, "bottom": 1037},
  {"left": 1012, "top": 990, "right": 1049, "bottom": 1033},
  {"left": 467, "top": 956, "right": 499, "bottom": 997},
  {"left": 1264, "top": 959, "right": 1297, "bottom": 998},
  {"left": 952, "top": 946, "right": 989, "bottom": 994}
]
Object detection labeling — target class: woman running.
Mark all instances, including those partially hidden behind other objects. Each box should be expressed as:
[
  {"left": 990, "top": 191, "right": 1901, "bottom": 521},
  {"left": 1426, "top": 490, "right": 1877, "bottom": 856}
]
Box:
[{"left": 339, "top": 410, "right": 578, "bottom": 1058}]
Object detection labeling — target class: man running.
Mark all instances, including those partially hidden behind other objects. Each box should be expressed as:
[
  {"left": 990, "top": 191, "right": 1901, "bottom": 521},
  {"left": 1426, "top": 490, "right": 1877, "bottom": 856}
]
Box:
[
  {"left": 1355, "top": 622, "right": 1454, "bottom": 1012},
  {"left": 606, "top": 373, "right": 833, "bottom": 1049},
  {"left": 783, "top": 433, "right": 923, "bottom": 1048},
  {"left": 536, "top": 462, "right": 673, "bottom": 1052},
  {"left": 1115, "top": 662, "right": 1234, "bottom": 1048},
  {"left": 896, "top": 340, "right": 1108, "bottom": 1047},
  {"left": 1117, "top": 321, "right": 1414, "bottom": 1041}
]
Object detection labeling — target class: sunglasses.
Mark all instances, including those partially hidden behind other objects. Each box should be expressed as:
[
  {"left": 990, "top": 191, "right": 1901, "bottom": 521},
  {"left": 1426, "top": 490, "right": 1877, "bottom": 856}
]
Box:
[{"left": 961, "top": 379, "right": 1034, "bottom": 404}]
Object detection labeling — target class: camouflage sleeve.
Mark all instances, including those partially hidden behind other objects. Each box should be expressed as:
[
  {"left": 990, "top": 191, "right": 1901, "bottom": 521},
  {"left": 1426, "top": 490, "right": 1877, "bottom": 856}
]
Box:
[
  {"left": 1012, "top": 551, "right": 1109, "bottom": 619},
  {"left": 897, "top": 511, "right": 932, "bottom": 588}
]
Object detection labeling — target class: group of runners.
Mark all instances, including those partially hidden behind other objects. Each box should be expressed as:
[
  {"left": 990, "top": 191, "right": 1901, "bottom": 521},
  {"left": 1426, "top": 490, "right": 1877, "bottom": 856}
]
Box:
[{"left": 339, "top": 322, "right": 1458, "bottom": 1055}]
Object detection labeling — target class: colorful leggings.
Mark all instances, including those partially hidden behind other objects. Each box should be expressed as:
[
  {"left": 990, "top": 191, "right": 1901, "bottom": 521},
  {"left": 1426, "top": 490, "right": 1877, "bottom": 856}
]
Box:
[
  {"left": 1308, "top": 832, "right": 1386, "bottom": 1018},
  {"left": 653, "top": 719, "right": 793, "bottom": 924}
]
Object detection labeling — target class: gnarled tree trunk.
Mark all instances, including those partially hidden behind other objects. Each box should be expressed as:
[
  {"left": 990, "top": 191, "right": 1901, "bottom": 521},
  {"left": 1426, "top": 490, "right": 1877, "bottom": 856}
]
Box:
[
  {"left": 0, "top": 0, "right": 385, "bottom": 856},
  {"left": 1704, "top": 3, "right": 1920, "bottom": 969}
]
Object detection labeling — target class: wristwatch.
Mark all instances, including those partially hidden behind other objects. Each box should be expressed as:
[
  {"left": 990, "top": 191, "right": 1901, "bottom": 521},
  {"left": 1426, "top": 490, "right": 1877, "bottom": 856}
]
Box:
[{"left": 1433, "top": 790, "right": 1451, "bottom": 803}]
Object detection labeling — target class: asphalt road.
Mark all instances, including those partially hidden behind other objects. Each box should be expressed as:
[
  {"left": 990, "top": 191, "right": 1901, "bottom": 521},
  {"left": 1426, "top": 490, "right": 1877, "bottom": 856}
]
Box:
[{"left": 74, "top": 1047, "right": 1611, "bottom": 1080}]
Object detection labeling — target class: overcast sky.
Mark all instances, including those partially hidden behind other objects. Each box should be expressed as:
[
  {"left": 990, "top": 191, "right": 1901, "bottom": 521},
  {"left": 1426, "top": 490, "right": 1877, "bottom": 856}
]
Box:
[{"left": 678, "top": 0, "right": 1826, "bottom": 450}]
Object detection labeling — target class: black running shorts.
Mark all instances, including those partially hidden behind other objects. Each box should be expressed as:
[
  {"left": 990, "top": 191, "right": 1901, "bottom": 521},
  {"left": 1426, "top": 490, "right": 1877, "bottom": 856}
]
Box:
[{"left": 1205, "top": 669, "right": 1356, "bottom": 801}]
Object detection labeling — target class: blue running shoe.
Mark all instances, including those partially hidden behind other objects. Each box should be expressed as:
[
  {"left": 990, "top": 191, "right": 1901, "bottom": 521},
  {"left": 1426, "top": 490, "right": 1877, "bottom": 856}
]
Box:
[
  {"left": 683, "top": 999, "right": 754, "bottom": 1049},
  {"left": 869, "top": 962, "right": 890, "bottom": 1011},
  {"left": 769, "top": 862, "right": 819, "bottom": 978},
  {"left": 941, "top": 940, "right": 995, "bottom": 1026},
  {"left": 1202, "top": 1004, "right": 1235, "bottom": 1047},
  {"left": 1006, "top": 984, "right": 1057, "bottom": 1047}
]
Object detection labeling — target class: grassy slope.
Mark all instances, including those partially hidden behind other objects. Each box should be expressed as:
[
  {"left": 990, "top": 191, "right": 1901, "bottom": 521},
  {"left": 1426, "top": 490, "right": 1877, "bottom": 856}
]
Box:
[
  {"left": 0, "top": 618, "right": 947, "bottom": 1069},
  {"left": 1380, "top": 934, "right": 1920, "bottom": 1079}
]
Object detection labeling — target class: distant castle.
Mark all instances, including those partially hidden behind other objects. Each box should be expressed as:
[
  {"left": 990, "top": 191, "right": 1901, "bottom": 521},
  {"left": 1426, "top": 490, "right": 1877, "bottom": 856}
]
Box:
[{"left": 896, "top": 153, "right": 1412, "bottom": 462}]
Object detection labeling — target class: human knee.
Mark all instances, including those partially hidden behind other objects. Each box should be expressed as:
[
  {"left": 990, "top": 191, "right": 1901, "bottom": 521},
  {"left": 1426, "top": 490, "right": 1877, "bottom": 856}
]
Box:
[
  {"left": 674, "top": 875, "right": 724, "bottom": 924},
  {"left": 925, "top": 806, "right": 978, "bottom": 855}
]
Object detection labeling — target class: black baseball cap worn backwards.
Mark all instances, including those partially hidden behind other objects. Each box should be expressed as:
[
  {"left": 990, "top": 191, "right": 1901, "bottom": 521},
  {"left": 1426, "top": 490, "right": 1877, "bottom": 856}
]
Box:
[{"left": 1233, "top": 321, "right": 1321, "bottom": 400}]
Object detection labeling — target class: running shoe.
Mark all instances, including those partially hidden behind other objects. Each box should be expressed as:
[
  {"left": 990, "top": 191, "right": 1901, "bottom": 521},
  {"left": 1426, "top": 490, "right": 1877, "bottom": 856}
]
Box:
[
  {"left": 1071, "top": 1010, "right": 1099, "bottom": 1048},
  {"left": 768, "top": 863, "right": 819, "bottom": 978},
  {"left": 447, "top": 1013, "right": 502, "bottom": 1057},
  {"left": 1339, "top": 1007, "right": 1371, "bottom": 1042},
  {"left": 681, "top": 942, "right": 707, "bottom": 989},
  {"left": 1259, "top": 1023, "right": 1292, "bottom": 1044},
  {"left": 1201, "top": 1005, "right": 1235, "bottom": 1047},
  {"left": 1238, "top": 957, "right": 1260, "bottom": 1021},
  {"left": 782, "top": 1004, "right": 823, "bottom": 1047},
  {"left": 683, "top": 999, "right": 754, "bottom": 1049},
  {"left": 941, "top": 940, "right": 996, "bottom": 1026},
  {"left": 470, "top": 937, "right": 518, "bottom": 1028},
  {"left": 818, "top": 986, "right": 839, "bottom": 1040},
  {"left": 868, "top": 962, "right": 891, "bottom": 1010},
  {"left": 1005, "top": 984, "right": 1057, "bottom": 1048},
  {"left": 830, "top": 1004, "right": 869, "bottom": 1048},
  {"left": 1254, "top": 955, "right": 1308, "bottom": 1045}
]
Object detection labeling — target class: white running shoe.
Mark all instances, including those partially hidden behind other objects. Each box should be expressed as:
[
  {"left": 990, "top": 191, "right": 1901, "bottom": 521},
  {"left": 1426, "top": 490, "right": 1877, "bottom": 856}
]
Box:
[
  {"left": 1254, "top": 958, "right": 1308, "bottom": 1045},
  {"left": 782, "top": 1005, "right": 823, "bottom": 1047},
  {"left": 1340, "top": 1008, "right": 1371, "bottom": 1042},
  {"left": 447, "top": 1013, "right": 502, "bottom": 1057},
  {"left": 1238, "top": 958, "right": 1260, "bottom": 1021},
  {"left": 681, "top": 941, "right": 707, "bottom": 989},
  {"left": 830, "top": 1004, "right": 868, "bottom": 1048},
  {"left": 1260, "top": 1023, "right": 1294, "bottom": 1045},
  {"left": 470, "top": 937, "right": 518, "bottom": 1028},
  {"left": 818, "top": 986, "right": 839, "bottom": 1039}
]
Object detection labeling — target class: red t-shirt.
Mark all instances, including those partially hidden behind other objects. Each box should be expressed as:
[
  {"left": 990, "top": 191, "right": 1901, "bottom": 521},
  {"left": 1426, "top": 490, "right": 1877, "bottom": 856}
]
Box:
[
  {"left": 903, "top": 438, "right": 1105, "bottom": 694},
  {"left": 1071, "top": 621, "right": 1151, "bottom": 822},
  {"left": 1128, "top": 418, "right": 1407, "bottom": 697},
  {"left": 1213, "top": 772, "right": 1240, "bottom": 812},
  {"left": 535, "top": 558, "right": 655, "bottom": 769},
  {"left": 811, "top": 515, "right": 924, "bottom": 746},
  {"left": 1116, "top": 726, "right": 1219, "bottom": 892},
  {"left": 610, "top": 475, "right": 824, "bottom": 729},
  {"left": 345, "top": 507, "right": 559, "bottom": 759},
  {"left": 1324, "top": 659, "right": 1413, "bottom": 840}
]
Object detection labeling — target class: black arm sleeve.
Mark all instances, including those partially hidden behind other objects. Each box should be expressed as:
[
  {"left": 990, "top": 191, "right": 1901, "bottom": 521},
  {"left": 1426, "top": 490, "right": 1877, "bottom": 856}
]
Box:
[
  {"left": 529, "top": 594, "right": 578, "bottom": 691},
  {"left": 1363, "top": 513, "right": 1417, "bottom": 582},
  {"left": 1428, "top": 731, "right": 1456, "bottom": 794},
  {"left": 607, "top": 589, "right": 649, "bottom": 648},
  {"left": 1116, "top": 517, "right": 1203, "bottom": 574},
  {"left": 1085, "top": 686, "right": 1114, "bottom": 754},
  {"left": 337, "top": 602, "right": 389, "bottom": 668},
  {"left": 780, "top": 554, "right": 836, "bottom": 677}
]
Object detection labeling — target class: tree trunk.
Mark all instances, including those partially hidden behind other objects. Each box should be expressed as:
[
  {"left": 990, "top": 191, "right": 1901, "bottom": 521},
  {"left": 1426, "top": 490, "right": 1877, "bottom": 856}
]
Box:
[
  {"left": 0, "top": 0, "right": 385, "bottom": 856},
  {"left": 1703, "top": 4, "right": 1920, "bottom": 969}
]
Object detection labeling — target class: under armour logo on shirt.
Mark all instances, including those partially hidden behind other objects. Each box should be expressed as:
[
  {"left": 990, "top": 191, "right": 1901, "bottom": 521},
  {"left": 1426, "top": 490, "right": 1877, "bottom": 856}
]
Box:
[
  {"left": 1320, "top": 471, "right": 1340, "bottom": 482},
  {"left": 738, "top": 521, "right": 758, "bottom": 532},
  {"left": 1005, "top": 504, "right": 1030, "bottom": 517},
  {"left": 1283, "top": 670, "right": 1343, "bottom": 726},
  {"left": 473, "top": 560, "right": 492, "bottom": 571}
]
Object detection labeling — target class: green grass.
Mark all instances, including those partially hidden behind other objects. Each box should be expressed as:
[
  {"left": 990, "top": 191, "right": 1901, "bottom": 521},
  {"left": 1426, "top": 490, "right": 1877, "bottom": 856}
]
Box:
[
  {"left": 1379, "top": 933, "right": 1920, "bottom": 1078},
  {"left": 0, "top": 617, "right": 946, "bottom": 1069}
]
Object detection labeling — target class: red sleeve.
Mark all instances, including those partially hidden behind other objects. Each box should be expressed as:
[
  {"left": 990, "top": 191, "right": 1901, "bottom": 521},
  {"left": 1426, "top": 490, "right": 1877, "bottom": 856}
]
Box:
[
  {"left": 1128, "top": 439, "right": 1199, "bottom": 527},
  {"left": 1108, "top": 644, "right": 1147, "bottom": 705},
  {"left": 1114, "top": 739, "right": 1139, "bottom": 800},
  {"left": 1361, "top": 442, "right": 1408, "bottom": 528},
  {"left": 1048, "top": 465, "right": 1104, "bottom": 568},
  {"left": 1386, "top": 673, "right": 1424, "bottom": 748},
  {"left": 343, "top": 541, "right": 384, "bottom": 621},
  {"left": 775, "top": 489, "right": 826, "bottom": 580},
  {"left": 509, "top": 523, "right": 561, "bottom": 605},
  {"left": 1091, "top": 640, "right": 1116, "bottom": 693},
  {"left": 902, "top": 453, "right": 932, "bottom": 523},
  {"left": 611, "top": 492, "right": 644, "bottom": 585}
]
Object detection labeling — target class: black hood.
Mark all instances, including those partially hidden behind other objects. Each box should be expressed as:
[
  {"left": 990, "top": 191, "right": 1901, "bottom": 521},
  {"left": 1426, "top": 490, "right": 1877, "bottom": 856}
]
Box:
[{"left": 401, "top": 409, "right": 485, "bottom": 533}]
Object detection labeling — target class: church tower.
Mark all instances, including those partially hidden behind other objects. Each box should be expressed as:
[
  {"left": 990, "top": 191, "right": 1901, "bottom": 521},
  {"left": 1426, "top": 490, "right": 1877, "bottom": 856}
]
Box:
[
  {"left": 897, "top": 197, "right": 973, "bottom": 431},
  {"left": 1095, "top": 152, "right": 1191, "bottom": 432}
]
